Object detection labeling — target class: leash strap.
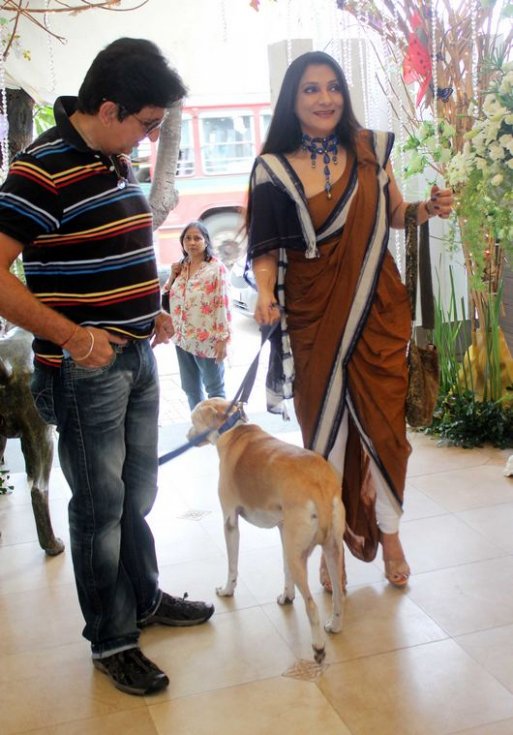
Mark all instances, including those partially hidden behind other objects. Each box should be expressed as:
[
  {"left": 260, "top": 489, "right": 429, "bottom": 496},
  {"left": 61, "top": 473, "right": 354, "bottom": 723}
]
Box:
[
  {"left": 158, "top": 427, "right": 212, "bottom": 465},
  {"left": 158, "top": 320, "right": 280, "bottom": 466},
  {"left": 228, "top": 322, "right": 278, "bottom": 408}
]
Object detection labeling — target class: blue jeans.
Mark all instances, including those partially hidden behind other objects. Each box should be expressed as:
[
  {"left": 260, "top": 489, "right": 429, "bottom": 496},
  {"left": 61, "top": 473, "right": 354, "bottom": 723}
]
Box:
[
  {"left": 31, "top": 340, "right": 161, "bottom": 657},
  {"left": 175, "top": 345, "right": 226, "bottom": 410}
]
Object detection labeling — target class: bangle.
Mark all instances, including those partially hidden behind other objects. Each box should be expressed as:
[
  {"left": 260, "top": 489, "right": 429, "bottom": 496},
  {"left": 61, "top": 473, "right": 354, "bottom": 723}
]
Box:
[
  {"left": 59, "top": 324, "right": 79, "bottom": 348},
  {"left": 424, "top": 200, "right": 434, "bottom": 219},
  {"left": 74, "top": 329, "right": 95, "bottom": 362}
]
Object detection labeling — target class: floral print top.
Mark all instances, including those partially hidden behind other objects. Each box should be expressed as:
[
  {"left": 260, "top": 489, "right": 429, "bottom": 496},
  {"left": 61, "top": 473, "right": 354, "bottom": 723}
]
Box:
[{"left": 168, "top": 257, "right": 231, "bottom": 358}]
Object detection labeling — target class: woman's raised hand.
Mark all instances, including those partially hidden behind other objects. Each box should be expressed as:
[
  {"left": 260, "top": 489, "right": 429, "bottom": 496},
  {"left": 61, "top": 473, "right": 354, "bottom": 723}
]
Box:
[
  {"left": 254, "top": 292, "right": 280, "bottom": 325},
  {"left": 428, "top": 184, "right": 454, "bottom": 219}
]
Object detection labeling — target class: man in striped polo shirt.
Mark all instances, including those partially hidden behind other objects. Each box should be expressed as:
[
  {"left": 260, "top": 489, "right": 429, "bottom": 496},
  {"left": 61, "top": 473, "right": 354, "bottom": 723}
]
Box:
[{"left": 0, "top": 38, "right": 214, "bottom": 696}]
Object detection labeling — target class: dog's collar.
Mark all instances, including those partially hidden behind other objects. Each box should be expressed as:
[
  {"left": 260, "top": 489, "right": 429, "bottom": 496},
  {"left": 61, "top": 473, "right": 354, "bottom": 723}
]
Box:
[
  {"left": 218, "top": 409, "right": 244, "bottom": 435},
  {"left": 208, "top": 407, "right": 247, "bottom": 443}
]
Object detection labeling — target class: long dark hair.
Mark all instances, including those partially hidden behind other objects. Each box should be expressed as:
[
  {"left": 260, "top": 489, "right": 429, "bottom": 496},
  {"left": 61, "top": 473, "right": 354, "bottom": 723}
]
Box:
[
  {"left": 246, "top": 51, "right": 361, "bottom": 231},
  {"left": 262, "top": 51, "right": 361, "bottom": 156},
  {"left": 179, "top": 220, "right": 214, "bottom": 262}
]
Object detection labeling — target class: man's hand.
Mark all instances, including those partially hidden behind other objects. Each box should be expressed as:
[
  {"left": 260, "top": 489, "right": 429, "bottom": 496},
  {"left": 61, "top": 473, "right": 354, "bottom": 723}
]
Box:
[
  {"left": 151, "top": 311, "right": 174, "bottom": 347},
  {"left": 65, "top": 326, "right": 125, "bottom": 368}
]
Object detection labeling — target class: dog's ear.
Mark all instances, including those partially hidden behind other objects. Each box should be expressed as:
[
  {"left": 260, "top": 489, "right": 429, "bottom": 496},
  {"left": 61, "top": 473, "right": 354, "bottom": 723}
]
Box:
[{"left": 212, "top": 405, "right": 228, "bottom": 428}]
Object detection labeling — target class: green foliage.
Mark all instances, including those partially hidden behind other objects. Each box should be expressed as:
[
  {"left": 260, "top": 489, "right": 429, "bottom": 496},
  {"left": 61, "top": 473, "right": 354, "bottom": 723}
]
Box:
[
  {"left": 433, "top": 266, "right": 468, "bottom": 396},
  {"left": 33, "top": 104, "right": 55, "bottom": 137},
  {"left": 426, "top": 266, "right": 513, "bottom": 446},
  {"left": 402, "top": 120, "right": 455, "bottom": 177},
  {"left": 502, "top": 1, "right": 513, "bottom": 18},
  {"left": 482, "top": 280, "right": 504, "bottom": 402},
  {"left": 427, "top": 392, "right": 513, "bottom": 448}
]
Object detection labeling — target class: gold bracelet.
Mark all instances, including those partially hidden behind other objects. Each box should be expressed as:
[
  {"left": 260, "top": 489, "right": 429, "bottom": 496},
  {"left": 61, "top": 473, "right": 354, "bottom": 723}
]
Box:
[
  {"left": 59, "top": 324, "right": 79, "bottom": 348},
  {"left": 74, "top": 329, "right": 95, "bottom": 362}
]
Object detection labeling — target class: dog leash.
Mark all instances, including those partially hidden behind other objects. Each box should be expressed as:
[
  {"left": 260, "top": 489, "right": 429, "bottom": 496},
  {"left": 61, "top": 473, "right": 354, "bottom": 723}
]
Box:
[{"left": 158, "top": 321, "right": 279, "bottom": 466}]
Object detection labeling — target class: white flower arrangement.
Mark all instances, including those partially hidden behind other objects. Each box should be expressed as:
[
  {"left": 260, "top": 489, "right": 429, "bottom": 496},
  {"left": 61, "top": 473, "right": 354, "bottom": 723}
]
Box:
[{"left": 447, "top": 64, "right": 513, "bottom": 248}]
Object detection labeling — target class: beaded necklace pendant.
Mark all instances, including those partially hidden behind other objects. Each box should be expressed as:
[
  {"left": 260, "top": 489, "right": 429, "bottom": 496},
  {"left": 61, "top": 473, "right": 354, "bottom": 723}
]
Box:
[{"left": 300, "top": 133, "right": 339, "bottom": 199}]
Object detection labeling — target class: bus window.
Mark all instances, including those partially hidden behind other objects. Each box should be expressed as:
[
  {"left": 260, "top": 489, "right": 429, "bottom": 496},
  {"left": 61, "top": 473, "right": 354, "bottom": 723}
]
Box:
[
  {"left": 177, "top": 115, "right": 194, "bottom": 177},
  {"left": 132, "top": 139, "right": 151, "bottom": 183},
  {"left": 200, "top": 111, "right": 255, "bottom": 175},
  {"left": 135, "top": 101, "right": 271, "bottom": 266},
  {"left": 260, "top": 111, "right": 272, "bottom": 145}
]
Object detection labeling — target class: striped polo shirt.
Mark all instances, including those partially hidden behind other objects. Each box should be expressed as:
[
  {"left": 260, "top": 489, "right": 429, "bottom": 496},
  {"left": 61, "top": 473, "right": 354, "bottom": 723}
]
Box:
[{"left": 0, "top": 96, "right": 160, "bottom": 367}]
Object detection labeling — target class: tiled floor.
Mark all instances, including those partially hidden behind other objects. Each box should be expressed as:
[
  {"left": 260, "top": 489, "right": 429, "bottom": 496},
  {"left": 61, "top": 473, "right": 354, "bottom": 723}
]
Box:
[{"left": 2, "top": 313, "right": 513, "bottom": 734}]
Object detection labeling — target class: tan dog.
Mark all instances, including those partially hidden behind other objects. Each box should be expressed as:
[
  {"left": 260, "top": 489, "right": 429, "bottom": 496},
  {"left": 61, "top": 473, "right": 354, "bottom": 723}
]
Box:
[{"left": 188, "top": 398, "right": 345, "bottom": 663}]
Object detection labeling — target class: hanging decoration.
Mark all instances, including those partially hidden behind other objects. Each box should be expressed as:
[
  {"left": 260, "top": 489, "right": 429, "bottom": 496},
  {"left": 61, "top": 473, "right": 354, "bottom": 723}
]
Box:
[
  {"left": 402, "top": 10, "right": 431, "bottom": 107},
  {"left": 0, "top": 24, "right": 9, "bottom": 181},
  {"left": 428, "top": 0, "right": 438, "bottom": 145},
  {"left": 0, "top": 1, "right": 150, "bottom": 58},
  {"left": 44, "top": 0, "right": 57, "bottom": 94}
]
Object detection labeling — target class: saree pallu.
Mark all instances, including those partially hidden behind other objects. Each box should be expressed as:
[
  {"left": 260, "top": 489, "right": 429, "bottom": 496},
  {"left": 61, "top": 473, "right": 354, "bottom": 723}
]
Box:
[{"left": 247, "top": 130, "right": 412, "bottom": 562}]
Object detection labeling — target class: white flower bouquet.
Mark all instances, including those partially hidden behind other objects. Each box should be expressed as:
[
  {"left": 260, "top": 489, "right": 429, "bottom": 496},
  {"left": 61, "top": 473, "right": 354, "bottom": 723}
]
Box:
[{"left": 447, "top": 64, "right": 513, "bottom": 250}]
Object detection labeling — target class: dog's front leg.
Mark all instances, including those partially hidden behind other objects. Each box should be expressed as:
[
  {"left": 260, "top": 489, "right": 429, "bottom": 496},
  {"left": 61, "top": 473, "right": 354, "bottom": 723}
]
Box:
[{"left": 216, "top": 511, "right": 240, "bottom": 597}]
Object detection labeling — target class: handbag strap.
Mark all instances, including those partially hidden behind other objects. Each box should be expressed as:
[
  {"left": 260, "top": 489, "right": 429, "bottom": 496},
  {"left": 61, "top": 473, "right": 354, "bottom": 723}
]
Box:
[{"left": 404, "top": 202, "right": 435, "bottom": 329}]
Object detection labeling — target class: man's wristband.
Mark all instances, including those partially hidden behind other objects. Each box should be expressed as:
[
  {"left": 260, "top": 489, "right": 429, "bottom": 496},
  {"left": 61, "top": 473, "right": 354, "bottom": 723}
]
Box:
[{"left": 59, "top": 324, "right": 79, "bottom": 348}]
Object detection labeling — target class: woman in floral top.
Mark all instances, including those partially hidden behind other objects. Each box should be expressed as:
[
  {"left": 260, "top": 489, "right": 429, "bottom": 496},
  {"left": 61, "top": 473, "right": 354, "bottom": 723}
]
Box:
[{"left": 164, "top": 221, "right": 231, "bottom": 410}]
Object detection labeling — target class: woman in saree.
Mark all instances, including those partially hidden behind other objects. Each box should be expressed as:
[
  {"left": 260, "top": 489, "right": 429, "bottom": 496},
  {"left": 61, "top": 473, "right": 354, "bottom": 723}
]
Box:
[{"left": 245, "top": 51, "right": 453, "bottom": 588}]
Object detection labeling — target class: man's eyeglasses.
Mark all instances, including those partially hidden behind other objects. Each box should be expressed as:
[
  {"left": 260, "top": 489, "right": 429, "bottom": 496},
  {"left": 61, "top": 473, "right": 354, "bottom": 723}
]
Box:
[
  {"left": 116, "top": 103, "right": 165, "bottom": 136},
  {"left": 131, "top": 112, "right": 165, "bottom": 136}
]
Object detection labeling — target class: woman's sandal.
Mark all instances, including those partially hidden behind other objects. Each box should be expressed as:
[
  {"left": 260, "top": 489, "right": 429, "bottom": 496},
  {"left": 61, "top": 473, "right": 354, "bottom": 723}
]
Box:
[{"left": 384, "top": 559, "right": 410, "bottom": 588}]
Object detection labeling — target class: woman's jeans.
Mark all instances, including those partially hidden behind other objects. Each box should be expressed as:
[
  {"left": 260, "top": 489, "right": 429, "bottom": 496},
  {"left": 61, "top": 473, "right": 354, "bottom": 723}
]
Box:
[
  {"left": 175, "top": 345, "right": 226, "bottom": 410},
  {"left": 31, "top": 340, "right": 161, "bottom": 657}
]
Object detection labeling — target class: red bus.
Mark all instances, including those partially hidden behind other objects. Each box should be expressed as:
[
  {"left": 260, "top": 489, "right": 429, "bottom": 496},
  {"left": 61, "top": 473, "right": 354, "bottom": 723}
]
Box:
[{"left": 134, "top": 99, "right": 272, "bottom": 267}]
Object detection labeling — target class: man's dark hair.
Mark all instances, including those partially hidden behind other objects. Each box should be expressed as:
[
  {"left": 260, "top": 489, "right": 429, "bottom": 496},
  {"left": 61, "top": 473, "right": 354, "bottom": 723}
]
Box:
[{"left": 77, "top": 37, "right": 187, "bottom": 116}]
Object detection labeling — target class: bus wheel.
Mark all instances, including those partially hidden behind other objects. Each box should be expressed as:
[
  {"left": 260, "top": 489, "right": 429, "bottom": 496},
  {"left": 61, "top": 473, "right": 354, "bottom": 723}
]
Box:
[{"left": 204, "top": 212, "right": 245, "bottom": 268}]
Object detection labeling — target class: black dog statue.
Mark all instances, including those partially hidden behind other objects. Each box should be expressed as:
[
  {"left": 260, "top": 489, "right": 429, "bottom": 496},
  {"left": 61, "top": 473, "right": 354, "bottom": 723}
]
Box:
[{"left": 0, "top": 327, "right": 64, "bottom": 555}]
